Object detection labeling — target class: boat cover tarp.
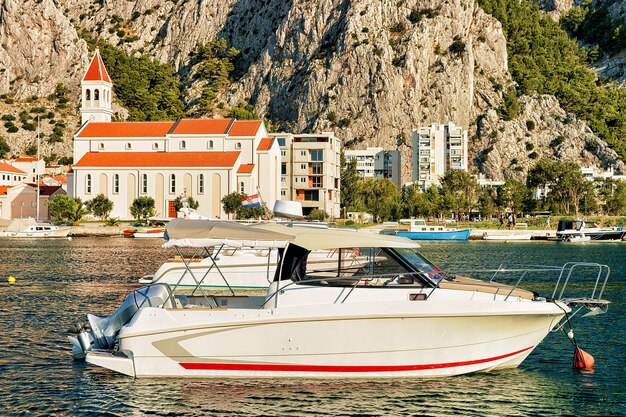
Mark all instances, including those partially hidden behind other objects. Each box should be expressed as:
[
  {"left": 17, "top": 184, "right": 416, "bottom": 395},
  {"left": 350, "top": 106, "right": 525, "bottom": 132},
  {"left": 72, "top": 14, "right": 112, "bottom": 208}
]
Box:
[{"left": 163, "top": 219, "right": 295, "bottom": 248}]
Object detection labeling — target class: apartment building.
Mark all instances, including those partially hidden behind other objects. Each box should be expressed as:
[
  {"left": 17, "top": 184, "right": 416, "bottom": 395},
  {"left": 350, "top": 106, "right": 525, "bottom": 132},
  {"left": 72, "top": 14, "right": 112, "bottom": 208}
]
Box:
[
  {"left": 270, "top": 132, "right": 341, "bottom": 218},
  {"left": 411, "top": 122, "right": 468, "bottom": 189},
  {"left": 344, "top": 147, "right": 401, "bottom": 186}
]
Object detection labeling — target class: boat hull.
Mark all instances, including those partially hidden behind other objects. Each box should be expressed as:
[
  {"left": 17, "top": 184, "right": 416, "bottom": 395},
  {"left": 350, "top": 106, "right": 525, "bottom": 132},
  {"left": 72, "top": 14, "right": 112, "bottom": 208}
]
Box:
[
  {"left": 557, "top": 231, "right": 626, "bottom": 241},
  {"left": 0, "top": 228, "right": 71, "bottom": 238},
  {"left": 93, "top": 300, "right": 564, "bottom": 378},
  {"left": 395, "top": 229, "right": 471, "bottom": 240},
  {"left": 482, "top": 233, "right": 532, "bottom": 241}
]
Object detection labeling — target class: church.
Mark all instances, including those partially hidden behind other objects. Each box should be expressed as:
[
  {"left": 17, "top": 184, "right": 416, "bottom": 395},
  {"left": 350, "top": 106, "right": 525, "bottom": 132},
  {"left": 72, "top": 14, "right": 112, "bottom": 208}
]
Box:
[{"left": 69, "top": 50, "right": 280, "bottom": 220}]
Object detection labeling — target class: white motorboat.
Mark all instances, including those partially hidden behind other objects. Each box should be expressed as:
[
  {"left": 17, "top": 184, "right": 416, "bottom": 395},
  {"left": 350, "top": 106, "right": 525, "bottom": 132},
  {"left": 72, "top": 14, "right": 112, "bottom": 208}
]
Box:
[
  {"left": 482, "top": 232, "right": 533, "bottom": 241},
  {"left": 557, "top": 219, "right": 626, "bottom": 241},
  {"left": 69, "top": 219, "right": 610, "bottom": 378},
  {"left": 0, "top": 218, "right": 71, "bottom": 238}
]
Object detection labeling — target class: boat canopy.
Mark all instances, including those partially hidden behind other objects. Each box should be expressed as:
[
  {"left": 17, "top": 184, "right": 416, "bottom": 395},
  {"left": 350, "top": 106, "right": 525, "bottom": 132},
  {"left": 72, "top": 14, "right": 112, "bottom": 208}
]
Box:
[
  {"left": 253, "top": 223, "right": 420, "bottom": 250},
  {"left": 163, "top": 219, "right": 295, "bottom": 248}
]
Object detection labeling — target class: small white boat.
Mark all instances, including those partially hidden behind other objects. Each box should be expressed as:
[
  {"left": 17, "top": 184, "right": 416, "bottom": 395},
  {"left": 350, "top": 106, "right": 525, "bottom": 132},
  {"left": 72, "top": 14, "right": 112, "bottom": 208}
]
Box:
[
  {"left": 557, "top": 219, "right": 625, "bottom": 241},
  {"left": 69, "top": 219, "right": 611, "bottom": 378},
  {"left": 0, "top": 218, "right": 71, "bottom": 238},
  {"left": 123, "top": 227, "right": 165, "bottom": 238},
  {"left": 482, "top": 232, "right": 533, "bottom": 241}
]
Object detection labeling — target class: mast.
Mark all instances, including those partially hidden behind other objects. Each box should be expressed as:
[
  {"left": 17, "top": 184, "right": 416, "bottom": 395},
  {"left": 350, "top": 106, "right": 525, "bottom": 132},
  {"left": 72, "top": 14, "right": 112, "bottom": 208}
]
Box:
[{"left": 36, "top": 115, "right": 40, "bottom": 222}]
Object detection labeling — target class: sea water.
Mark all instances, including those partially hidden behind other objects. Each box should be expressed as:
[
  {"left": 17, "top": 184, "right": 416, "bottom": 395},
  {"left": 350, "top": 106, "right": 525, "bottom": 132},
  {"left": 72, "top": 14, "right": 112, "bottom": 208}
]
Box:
[{"left": 0, "top": 238, "right": 624, "bottom": 416}]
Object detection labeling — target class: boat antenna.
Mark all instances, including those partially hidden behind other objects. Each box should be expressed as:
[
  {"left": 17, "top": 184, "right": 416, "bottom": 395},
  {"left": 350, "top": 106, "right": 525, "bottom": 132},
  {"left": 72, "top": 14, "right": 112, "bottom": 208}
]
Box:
[
  {"left": 36, "top": 115, "right": 40, "bottom": 222},
  {"left": 256, "top": 185, "right": 272, "bottom": 220}
]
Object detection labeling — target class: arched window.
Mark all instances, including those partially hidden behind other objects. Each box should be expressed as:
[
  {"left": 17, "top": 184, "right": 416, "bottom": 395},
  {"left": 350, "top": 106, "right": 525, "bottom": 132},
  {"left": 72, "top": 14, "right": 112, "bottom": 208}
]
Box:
[
  {"left": 125, "top": 143, "right": 132, "bottom": 150},
  {"left": 170, "top": 174, "right": 176, "bottom": 194},
  {"left": 142, "top": 174, "right": 148, "bottom": 193},
  {"left": 152, "top": 143, "right": 159, "bottom": 150},
  {"left": 180, "top": 140, "right": 186, "bottom": 150},
  {"left": 240, "top": 181, "right": 245, "bottom": 193},
  {"left": 86, "top": 174, "right": 92, "bottom": 193},
  {"left": 85, "top": 89, "right": 91, "bottom": 101},
  {"left": 198, "top": 174, "right": 204, "bottom": 194},
  {"left": 98, "top": 143, "right": 104, "bottom": 150},
  {"left": 113, "top": 174, "right": 119, "bottom": 194},
  {"left": 236, "top": 142, "right": 242, "bottom": 149},
  {"left": 208, "top": 140, "right": 214, "bottom": 149},
  {"left": 94, "top": 89, "right": 100, "bottom": 100}
]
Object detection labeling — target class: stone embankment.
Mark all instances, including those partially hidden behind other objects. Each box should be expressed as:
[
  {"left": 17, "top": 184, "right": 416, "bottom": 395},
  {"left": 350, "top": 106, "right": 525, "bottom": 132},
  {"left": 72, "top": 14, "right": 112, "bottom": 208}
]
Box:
[{"left": 68, "top": 225, "right": 129, "bottom": 237}]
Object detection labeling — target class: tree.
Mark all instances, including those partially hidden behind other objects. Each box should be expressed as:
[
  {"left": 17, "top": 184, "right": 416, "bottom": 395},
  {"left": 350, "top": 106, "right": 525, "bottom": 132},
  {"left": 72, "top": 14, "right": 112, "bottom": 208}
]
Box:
[
  {"left": 0, "top": 136, "right": 10, "bottom": 158},
  {"left": 130, "top": 196, "right": 156, "bottom": 224},
  {"left": 358, "top": 178, "right": 399, "bottom": 222},
  {"left": 340, "top": 153, "right": 361, "bottom": 214},
  {"left": 222, "top": 192, "right": 246, "bottom": 219},
  {"left": 478, "top": 187, "right": 497, "bottom": 218},
  {"left": 439, "top": 170, "right": 480, "bottom": 220},
  {"left": 47, "top": 195, "right": 90, "bottom": 223},
  {"left": 174, "top": 196, "right": 199, "bottom": 212},
  {"left": 85, "top": 194, "right": 114, "bottom": 220},
  {"left": 497, "top": 180, "right": 529, "bottom": 214},
  {"left": 309, "top": 208, "right": 329, "bottom": 221}
]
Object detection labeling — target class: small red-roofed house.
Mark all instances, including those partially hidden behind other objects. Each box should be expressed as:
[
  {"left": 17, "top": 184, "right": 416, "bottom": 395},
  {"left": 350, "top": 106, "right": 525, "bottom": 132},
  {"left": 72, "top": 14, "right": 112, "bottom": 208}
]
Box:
[{"left": 0, "top": 162, "right": 28, "bottom": 186}]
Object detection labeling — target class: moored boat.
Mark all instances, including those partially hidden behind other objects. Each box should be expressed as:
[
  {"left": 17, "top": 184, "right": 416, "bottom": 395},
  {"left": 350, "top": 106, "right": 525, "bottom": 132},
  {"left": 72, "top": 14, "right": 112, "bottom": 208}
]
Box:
[
  {"left": 69, "top": 219, "right": 610, "bottom": 378},
  {"left": 123, "top": 227, "right": 165, "bottom": 238},
  {"left": 556, "top": 219, "right": 625, "bottom": 241},
  {"left": 388, "top": 219, "right": 471, "bottom": 240},
  {"left": 0, "top": 218, "right": 71, "bottom": 238}
]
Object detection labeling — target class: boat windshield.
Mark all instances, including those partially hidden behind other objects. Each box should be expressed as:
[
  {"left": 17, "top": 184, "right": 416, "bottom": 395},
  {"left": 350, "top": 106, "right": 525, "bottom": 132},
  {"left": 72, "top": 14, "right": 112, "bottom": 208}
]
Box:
[{"left": 279, "top": 245, "right": 445, "bottom": 287}]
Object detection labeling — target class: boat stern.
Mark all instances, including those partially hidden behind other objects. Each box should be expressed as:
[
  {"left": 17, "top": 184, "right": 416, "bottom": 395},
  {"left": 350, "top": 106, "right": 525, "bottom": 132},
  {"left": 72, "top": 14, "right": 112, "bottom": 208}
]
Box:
[{"left": 86, "top": 350, "right": 135, "bottom": 377}]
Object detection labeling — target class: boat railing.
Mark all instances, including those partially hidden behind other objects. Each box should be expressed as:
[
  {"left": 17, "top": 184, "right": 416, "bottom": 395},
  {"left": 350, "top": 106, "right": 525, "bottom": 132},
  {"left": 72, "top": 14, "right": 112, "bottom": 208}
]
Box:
[{"left": 435, "top": 261, "right": 610, "bottom": 304}]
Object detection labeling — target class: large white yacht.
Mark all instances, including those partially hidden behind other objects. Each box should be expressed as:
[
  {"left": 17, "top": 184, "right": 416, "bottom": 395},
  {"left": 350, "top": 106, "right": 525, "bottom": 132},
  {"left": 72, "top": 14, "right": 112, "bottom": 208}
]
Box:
[{"left": 69, "top": 219, "right": 610, "bottom": 378}]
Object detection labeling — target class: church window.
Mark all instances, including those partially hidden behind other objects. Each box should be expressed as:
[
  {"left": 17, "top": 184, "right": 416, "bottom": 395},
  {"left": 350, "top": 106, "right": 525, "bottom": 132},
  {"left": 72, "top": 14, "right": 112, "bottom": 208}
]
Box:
[
  {"left": 240, "top": 181, "right": 245, "bottom": 193},
  {"left": 98, "top": 143, "right": 104, "bottom": 150},
  {"left": 236, "top": 142, "right": 242, "bottom": 149},
  {"left": 85, "top": 89, "right": 91, "bottom": 101},
  {"left": 152, "top": 143, "right": 159, "bottom": 150},
  {"left": 86, "top": 174, "right": 92, "bottom": 194},
  {"left": 94, "top": 89, "right": 99, "bottom": 100},
  {"left": 198, "top": 174, "right": 204, "bottom": 194},
  {"left": 180, "top": 140, "right": 186, "bottom": 150},
  {"left": 113, "top": 174, "right": 119, "bottom": 194},
  {"left": 125, "top": 143, "right": 132, "bottom": 150},
  {"left": 208, "top": 140, "right": 214, "bottom": 149},
  {"left": 170, "top": 174, "right": 176, "bottom": 194},
  {"left": 142, "top": 174, "right": 148, "bottom": 193}
]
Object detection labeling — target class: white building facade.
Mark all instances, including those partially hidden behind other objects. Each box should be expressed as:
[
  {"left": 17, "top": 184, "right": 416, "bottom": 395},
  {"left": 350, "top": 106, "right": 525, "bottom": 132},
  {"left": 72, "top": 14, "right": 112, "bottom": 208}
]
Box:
[
  {"left": 271, "top": 132, "right": 341, "bottom": 218},
  {"left": 0, "top": 162, "right": 27, "bottom": 186},
  {"left": 412, "top": 122, "right": 468, "bottom": 189},
  {"left": 70, "top": 52, "right": 280, "bottom": 220},
  {"left": 344, "top": 147, "right": 401, "bottom": 186}
]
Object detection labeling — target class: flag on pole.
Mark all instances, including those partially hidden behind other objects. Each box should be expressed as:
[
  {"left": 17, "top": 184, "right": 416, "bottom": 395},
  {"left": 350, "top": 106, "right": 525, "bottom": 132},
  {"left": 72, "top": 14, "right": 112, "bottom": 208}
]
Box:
[{"left": 240, "top": 194, "right": 261, "bottom": 208}]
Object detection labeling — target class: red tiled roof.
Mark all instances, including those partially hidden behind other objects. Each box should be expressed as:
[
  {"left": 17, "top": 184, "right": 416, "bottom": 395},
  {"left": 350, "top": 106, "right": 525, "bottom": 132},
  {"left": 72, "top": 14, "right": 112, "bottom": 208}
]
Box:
[
  {"left": 52, "top": 175, "right": 68, "bottom": 184},
  {"left": 0, "top": 186, "right": 9, "bottom": 195},
  {"left": 73, "top": 152, "right": 241, "bottom": 168},
  {"left": 77, "top": 121, "right": 175, "bottom": 138},
  {"left": 0, "top": 162, "right": 26, "bottom": 174},
  {"left": 228, "top": 120, "right": 262, "bottom": 137},
  {"left": 83, "top": 49, "right": 111, "bottom": 83},
  {"left": 172, "top": 119, "right": 234, "bottom": 135},
  {"left": 26, "top": 184, "right": 63, "bottom": 196},
  {"left": 14, "top": 157, "right": 39, "bottom": 162},
  {"left": 257, "top": 137, "right": 274, "bottom": 151},
  {"left": 237, "top": 164, "right": 255, "bottom": 174}
]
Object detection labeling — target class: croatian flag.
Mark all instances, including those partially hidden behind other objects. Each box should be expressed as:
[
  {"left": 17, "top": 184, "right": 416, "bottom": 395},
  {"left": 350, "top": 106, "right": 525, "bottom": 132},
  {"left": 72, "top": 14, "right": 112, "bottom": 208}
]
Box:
[{"left": 240, "top": 194, "right": 261, "bottom": 208}]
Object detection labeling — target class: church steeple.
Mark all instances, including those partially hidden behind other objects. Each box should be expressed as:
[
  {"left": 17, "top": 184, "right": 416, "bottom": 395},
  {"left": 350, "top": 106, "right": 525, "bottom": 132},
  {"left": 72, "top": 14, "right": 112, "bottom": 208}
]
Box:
[{"left": 81, "top": 48, "right": 113, "bottom": 124}]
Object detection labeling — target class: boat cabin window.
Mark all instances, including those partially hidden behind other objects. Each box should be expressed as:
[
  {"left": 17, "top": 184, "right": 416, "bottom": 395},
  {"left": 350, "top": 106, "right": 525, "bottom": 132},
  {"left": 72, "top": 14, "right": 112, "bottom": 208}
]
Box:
[{"left": 276, "top": 244, "right": 445, "bottom": 287}]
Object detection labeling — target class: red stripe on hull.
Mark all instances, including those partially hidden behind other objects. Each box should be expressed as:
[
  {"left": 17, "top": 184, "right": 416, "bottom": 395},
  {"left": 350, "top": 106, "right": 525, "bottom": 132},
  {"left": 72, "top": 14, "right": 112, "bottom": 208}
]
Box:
[{"left": 179, "top": 346, "right": 534, "bottom": 372}]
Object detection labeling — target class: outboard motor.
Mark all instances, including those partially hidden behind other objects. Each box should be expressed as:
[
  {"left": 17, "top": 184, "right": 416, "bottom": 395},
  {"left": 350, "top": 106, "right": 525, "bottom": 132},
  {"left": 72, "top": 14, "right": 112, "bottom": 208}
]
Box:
[{"left": 69, "top": 284, "right": 173, "bottom": 359}]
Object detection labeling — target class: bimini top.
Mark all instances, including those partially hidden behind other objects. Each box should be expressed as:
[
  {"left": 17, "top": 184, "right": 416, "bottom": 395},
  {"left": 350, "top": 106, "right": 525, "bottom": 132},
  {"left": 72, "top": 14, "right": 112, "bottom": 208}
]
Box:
[
  {"left": 164, "top": 219, "right": 419, "bottom": 250},
  {"left": 253, "top": 223, "right": 420, "bottom": 250},
  {"left": 163, "top": 219, "right": 295, "bottom": 248}
]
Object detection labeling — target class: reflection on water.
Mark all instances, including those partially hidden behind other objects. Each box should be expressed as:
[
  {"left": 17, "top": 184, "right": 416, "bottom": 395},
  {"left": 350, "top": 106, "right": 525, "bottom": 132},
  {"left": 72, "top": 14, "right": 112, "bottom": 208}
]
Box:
[{"left": 0, "top": 238, "right": 624, "bottom": 415}]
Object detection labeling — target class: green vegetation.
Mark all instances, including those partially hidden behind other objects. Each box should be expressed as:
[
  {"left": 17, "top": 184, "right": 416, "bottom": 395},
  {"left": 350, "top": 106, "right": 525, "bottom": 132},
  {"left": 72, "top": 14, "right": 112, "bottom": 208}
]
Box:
[
  {"left": 130, "top": 196, "right": 156, "bottom": 224},
  {"left": 174, "top": 196, "right": 199, "bottom": 212},
  {"left": 0, "top": 136, "right": 10, "bottom": 158},
  {"left": 309, "top": 208, "right": 329, "bottom": 221},
  {"left": 561, "top": 2, "right": 626, "bottom": 56},
  {"left": 47, "top": 195, "right": 90, "bottom": 224},
  {"left": 81, "top": 33, "right": 185, "bottom": 121},
  {"left": 221, "top": 192, "right": 266, "bottom": 219},
  {"left": 340, "top": 160, "right": 626, "bottom": 221},
  {"left": 85, "top": 194, "right": 114, "bottom": 220},
  {"left": 228, "top": 102, "right": 259, "bottom": 120},
  {"left": 478, "top": 0, "right": 626, "bottom": 160},
  {"left": 189, "top": 38, "right": 241, "bottom": 115}
]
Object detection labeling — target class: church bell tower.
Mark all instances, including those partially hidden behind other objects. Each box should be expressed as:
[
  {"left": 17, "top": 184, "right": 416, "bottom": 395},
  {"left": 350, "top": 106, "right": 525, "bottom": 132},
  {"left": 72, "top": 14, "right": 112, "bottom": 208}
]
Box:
[{"left": 80, "top": 48, "right": 113, "bottom": 124}]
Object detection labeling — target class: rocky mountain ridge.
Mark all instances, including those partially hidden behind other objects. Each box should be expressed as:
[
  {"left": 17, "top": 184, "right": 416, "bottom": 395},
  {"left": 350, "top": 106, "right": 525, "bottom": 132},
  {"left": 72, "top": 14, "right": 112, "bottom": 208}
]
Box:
[{"left": 0, "top": 0, "right": 621, "bottom": 182}]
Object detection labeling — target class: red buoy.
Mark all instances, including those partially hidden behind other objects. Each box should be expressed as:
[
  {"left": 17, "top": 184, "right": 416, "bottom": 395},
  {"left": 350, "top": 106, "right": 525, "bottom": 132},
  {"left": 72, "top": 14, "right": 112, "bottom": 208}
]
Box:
[{"left": 573, "top": 346, "right": 595, "bottom": 370}]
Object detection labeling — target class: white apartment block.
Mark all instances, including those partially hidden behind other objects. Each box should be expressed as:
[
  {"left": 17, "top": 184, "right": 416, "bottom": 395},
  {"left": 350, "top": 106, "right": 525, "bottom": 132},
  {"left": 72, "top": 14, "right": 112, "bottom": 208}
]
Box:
[
  {"left": 344, "top": 147, "right": 401, "bottom": 186},
  {"left": 412, "top": 122, "right": 468, "bottom": 189},
  {"left": 270, "top": 132, "right": 341, "bottom": 218}
]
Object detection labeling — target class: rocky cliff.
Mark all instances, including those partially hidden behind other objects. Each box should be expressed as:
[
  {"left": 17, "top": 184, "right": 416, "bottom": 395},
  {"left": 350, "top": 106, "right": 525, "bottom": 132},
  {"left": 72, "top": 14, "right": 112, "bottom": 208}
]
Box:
[{"left": 0, "top": 0, "right": 620, "bottom": 181}]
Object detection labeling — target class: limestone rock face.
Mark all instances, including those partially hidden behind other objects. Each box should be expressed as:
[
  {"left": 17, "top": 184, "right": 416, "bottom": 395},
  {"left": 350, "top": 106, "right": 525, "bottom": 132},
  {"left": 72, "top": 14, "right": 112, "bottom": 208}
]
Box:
[
  {"left": 0, "top": 0, "right": 621, "bottom": 180},
  {"left": 475, "top": 95, "right": 624, "bottom": 181}
]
